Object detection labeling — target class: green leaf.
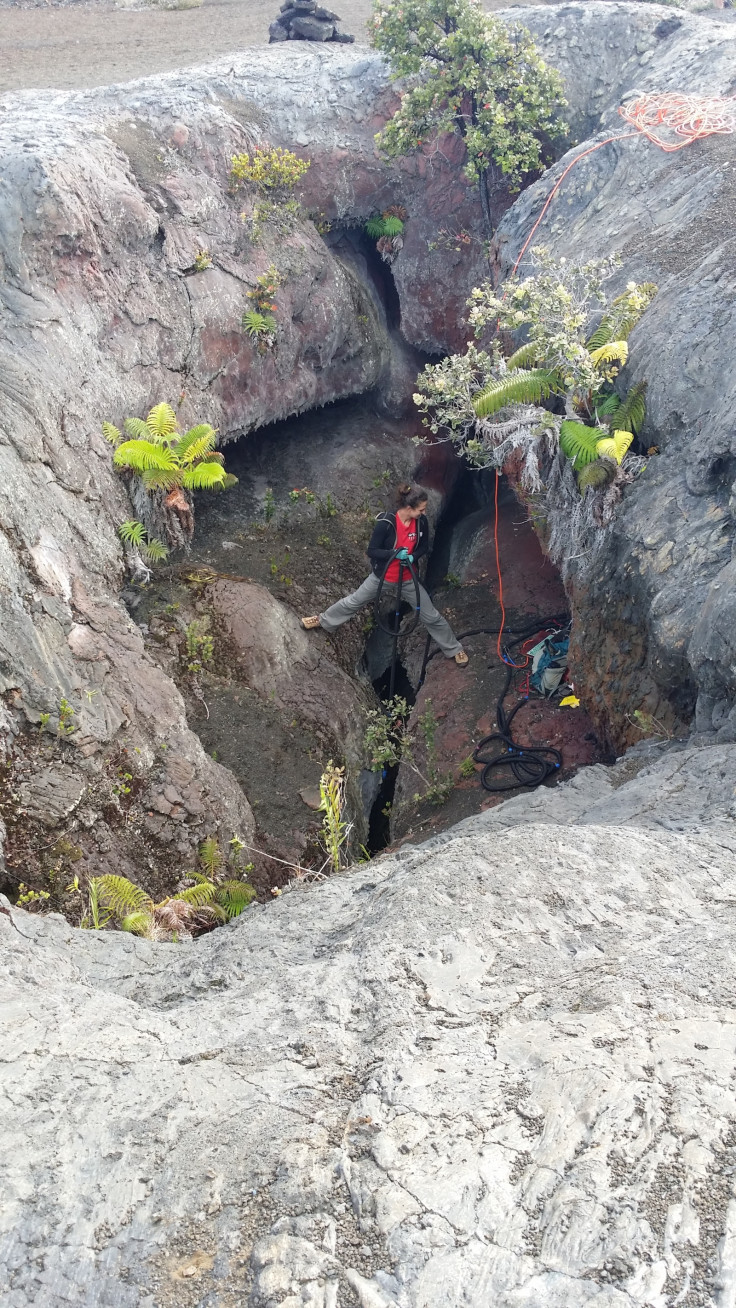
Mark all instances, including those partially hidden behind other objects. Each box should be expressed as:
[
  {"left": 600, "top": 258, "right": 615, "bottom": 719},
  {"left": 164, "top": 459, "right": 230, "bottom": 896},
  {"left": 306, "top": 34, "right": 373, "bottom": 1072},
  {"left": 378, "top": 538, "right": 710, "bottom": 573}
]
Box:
[
  {"left": 118, "top": 520, "right": 146, "bottom": 546},
  {"left": 473, "top": 369, "right": 561, "bottom": 419},
  {"left": 381, "top": 215, "right": 404, "bottom": 236},
  {"left": 559, "top": 420, "right": 601, "bottom": 469},
  {"left": 217, "top": 880, "right": 257, "bottom": 919},
  {"left": 365, "top": 216, "right": 386, "bottom": 239},
  {"left": 142, "top": 468, "right": 183, "bottom": 492},
  {"left": 102, "top": 422, "right": 123, "bottom": 446},
  {"left": 594, "top": 393, "right": 621, "bottom": 419},
  {"left": 182, "top": 461, "right": 226, "bottom": 490},
  {"left": 596, "top": 429, "right": 633, "bottom": 465},
  {"left": 505, "top": 341, "right": 539, "bottom": 371},
  {"left": 176, "top": 425, "right": 216, "bottom": 465},
  {"left": 123, "top": 417, "right": 150, "bottom": 439},
  {"left": 179, "top": 880, "right": 218, "bottom": 907},
  {"left": 146, "top": 403, "right": 178, "bottom": 441},
  {"left": 611, "top": 380, "right": 647, "bottom": 434},
  {"left": 95, "top": 875, "right": 153, "bottom": 922},
  {"left": 141, "top": 537, "right": 169, "bottom": 562},
  {"left": 113, "top": 440, "right": 178, "bottom": 473},
  {"left": 121, "top": 910, "right": 154, "bottom": 937}
]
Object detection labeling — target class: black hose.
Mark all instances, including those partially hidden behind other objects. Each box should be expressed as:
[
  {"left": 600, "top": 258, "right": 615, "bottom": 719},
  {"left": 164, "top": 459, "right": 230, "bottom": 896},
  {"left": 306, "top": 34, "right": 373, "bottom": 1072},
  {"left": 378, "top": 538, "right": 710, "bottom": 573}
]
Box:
[
  {"left": 373, "top": 551, "right": 422, "bottom": 699},
  {"left": 416, "top": 612, "right": 570, "bottom": 793}
]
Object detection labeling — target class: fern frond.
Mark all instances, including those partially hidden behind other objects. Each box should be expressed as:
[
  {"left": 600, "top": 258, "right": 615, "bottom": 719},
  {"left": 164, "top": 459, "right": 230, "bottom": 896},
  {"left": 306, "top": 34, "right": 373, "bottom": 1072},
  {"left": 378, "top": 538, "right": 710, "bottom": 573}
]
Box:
[
  {"left": 118, "top": 520, "right": 146, "bottom": 546},
  {"left": 121, "top": 910, "right": 154, "bottom": 937},
  {"left": 559, "top": 420, "right": 602, "bottom": 469},
  {"left": 504, "top": 341, "right": 539, "bottom": 371},
  {"left": 146, "top": 403, "right": 178, "bottom": 441},
  {"left": 365, "top": 217, "right": 386, "bottom": 239},
  {"left": 596, "top": 429, "right": 634, "bottom": 465},
  {"left": 102, "top": 422, "right": 123, "bottom": 447},
  {"left": 473, "top": 369, "right": 561, "bottom": 420},
  {"left": 178, "top": 880, "right": 218, "bottom": 908},
  {"left": 96, "top": 875, "right": 153, "bottom": 921},
  {"left": 611, "top": 380, "right": 647, "bottom": 434},
  {"left": 217, "top": 880, "right": 257, "bottom": 919},
  {"left": 590, "top": 341, "right": 628, "bottom": 369},
  {"left": 381, "top": 215, "right": 404, "bottom": 236},
  {"left": 124, "top": 417, "right": 150, "bottom": 440},
  {"left": 182, "top": 461, "right": 226, "bottom": 490},
  {"left": 221, "top": 473, "right": 239, "bottom": 490},
  {"left": 114, "top": 440, "right": 178, "bottom": 473},
  {"left": 176, "top": 425, "right": 217, "bottom": 465},
  {"left": 595, "top": 393, "right": 621, "bottom": 419},
  {"left": 142, "top": 468, "right": 182, "bottom": 492},
  {"left": 578, "top": 459, "right": 617, "bottom": 492},
  {"left": 199, "top": 836, "right": 223, "bottom": 878},
  {"left": 141, "top": 537, "right": 169, "bottom": 563}
]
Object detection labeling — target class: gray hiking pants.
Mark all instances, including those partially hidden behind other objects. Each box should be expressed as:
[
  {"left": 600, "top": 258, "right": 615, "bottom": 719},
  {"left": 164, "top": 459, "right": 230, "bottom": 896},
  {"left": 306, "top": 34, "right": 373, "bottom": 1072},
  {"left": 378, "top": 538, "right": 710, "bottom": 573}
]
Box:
[{"left": 319, "top": 572, "right": 462, "bottom": 657}]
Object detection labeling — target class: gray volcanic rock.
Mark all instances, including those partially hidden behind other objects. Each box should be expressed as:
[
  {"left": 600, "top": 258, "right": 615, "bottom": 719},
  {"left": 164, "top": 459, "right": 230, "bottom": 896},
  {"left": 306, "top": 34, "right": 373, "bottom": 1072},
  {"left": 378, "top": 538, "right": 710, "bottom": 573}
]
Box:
[
  {"left": 491, "top": 3, "right": 736, "bottom": 750},
  {"left": 2, "top": 738, "right": 736, "bottom": 1305}
]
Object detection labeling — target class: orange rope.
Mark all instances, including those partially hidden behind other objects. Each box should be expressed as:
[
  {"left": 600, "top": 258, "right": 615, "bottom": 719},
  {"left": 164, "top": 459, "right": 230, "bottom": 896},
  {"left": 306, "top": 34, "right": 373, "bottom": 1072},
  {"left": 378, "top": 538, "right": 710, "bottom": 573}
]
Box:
[
  {"left": 619, "top": 92, "right": 736, "bottom": 151},
  {"left": 510, "top": 131, "right": 638, "bottom": 280}
]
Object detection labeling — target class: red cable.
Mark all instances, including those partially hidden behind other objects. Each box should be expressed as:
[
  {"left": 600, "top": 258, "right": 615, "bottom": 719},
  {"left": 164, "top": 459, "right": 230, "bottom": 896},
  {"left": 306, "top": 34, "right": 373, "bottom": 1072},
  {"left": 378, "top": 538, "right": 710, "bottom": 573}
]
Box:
[{"left": 509, "top": 131, "right": 638, "bottom": 281}]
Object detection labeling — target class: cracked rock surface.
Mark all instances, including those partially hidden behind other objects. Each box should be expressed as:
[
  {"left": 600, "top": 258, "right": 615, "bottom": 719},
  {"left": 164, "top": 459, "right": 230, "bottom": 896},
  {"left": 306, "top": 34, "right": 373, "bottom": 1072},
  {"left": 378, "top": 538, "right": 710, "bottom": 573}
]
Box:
[
  {"left": 2, "top": 738, "right": 736, "bottom": 1306},
  {"left": 495, "top": 4, "right": 736, "bottom": 749}
]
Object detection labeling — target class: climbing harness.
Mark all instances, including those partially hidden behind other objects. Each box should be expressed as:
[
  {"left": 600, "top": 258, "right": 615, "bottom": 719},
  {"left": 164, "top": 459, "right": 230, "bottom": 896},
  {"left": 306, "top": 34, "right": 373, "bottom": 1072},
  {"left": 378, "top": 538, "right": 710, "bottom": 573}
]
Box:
[{"left": 373, "top": 548, "right": 421, "bottom": 699}]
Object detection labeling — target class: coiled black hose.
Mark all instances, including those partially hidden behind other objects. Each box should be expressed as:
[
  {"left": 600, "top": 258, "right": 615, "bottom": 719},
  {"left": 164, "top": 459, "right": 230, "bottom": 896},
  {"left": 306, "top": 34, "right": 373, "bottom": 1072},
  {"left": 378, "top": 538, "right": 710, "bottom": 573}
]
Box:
[{"left": 417, "top": 613, "right": 570, "bottom": 793}]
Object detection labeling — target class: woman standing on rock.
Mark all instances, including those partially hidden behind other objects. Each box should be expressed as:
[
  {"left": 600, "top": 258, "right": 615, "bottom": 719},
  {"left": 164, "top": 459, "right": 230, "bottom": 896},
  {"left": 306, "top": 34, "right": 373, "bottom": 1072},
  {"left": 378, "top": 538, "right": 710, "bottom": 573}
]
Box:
[{"left": 301, "top": 482, "right": 469, "bottom": 665}]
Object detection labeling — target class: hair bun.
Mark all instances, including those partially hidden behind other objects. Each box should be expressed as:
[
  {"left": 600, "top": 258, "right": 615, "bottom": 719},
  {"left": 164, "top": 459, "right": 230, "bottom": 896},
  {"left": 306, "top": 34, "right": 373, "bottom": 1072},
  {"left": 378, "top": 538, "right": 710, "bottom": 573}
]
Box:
[{"left": 397, "top": 482, "right": 411, "bottom": 495}]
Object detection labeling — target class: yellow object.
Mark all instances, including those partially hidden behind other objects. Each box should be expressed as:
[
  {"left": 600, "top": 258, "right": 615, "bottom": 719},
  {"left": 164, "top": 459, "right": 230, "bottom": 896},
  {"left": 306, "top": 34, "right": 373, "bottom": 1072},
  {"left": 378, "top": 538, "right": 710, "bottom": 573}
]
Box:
[
  {"left": 560, "top": 695, "right": 580, "bottom": 708},
  {"left": 596, "top": 429, "right": 634, "bottom": 465}
]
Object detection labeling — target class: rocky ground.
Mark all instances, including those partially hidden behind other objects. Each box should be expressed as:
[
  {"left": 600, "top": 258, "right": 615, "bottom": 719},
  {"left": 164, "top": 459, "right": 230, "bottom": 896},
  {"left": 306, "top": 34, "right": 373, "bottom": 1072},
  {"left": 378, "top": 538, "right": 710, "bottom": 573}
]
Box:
[{"left": 3, "top": 737, "right": 736, "bottom": 1307}]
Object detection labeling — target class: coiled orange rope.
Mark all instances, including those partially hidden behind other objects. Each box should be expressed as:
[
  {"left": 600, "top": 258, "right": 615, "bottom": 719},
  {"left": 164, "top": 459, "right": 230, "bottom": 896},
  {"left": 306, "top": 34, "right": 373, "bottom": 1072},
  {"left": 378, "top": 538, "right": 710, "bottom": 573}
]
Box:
[
  {"left": 619, "top": 92, "right": 736, "bottom": 151},
  {"left": 509, "top": 93, "right": 736, "bottom": 280}
]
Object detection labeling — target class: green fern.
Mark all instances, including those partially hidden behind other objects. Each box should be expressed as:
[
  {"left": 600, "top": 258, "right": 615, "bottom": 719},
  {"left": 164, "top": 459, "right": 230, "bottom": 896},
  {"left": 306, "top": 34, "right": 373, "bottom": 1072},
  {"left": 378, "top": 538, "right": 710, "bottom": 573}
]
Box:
[
  {"left": 176, "top": 425, "right": 217, "bottom": 465},
  {"left": 559, "top": 420, "right": 602, "bottom": 469},
  {"left": 182, "top": 462, "right": 227, "bottom": 491},
  {"left": 586, "top": 283, "right": 657, "bottom": 350},
  {"left": 610, "top": 380, "right": 647, "bottom": 435},
  {"left": 595, "top": 392, "right": 621, "bottom": 420},
  {"left": 505, "top": 341, "right": 539, "bottom": 371},
  {"left": 102, "top": 422, "right": 123, "bottom": 447},
  {"left": 577, "top": 459, "right": 616, "bottom": 492},
  {"left": 121, "top": 910, "right": 154, "bottom": 937},
  {"left": 217, "top": 880, "right": 257, "bottom": 919},
  {"left": 118, "top": 520, "right": 146, "bottom": 547},
  {"left": 94, "top": 875, "right": 153, "bottom": 922},
  {"left": 141, "top": 468, "right": 182, "bottom": 492},
  {"left": 179, "top": 877, "right": 218, "bottom": 908},
  {"left": 199, "top": 837, "right": 223, "bottom": 879},
  {"left": 365, "top": 216, "right": 386, "bottom": 239},
  {"left": 114, "top": 440, "right": 178, "bottom": 473},
  {"left": 473, "top": 369, "right": 562, "bottom": 419},
  {"left": 381, "top": 215, "right": 404, "bottom": 236},
  {"left": 242, "top": 310, "right": 276, "bottom": 338},
  {"left": 123, "top": 417, "right": 151, "bottom": 440},
  {"left": 146, "top": 402, "right": 178, "bottom": 440},
  {"left": 141, "top": 537, "right": 169, "bottom": 563}
]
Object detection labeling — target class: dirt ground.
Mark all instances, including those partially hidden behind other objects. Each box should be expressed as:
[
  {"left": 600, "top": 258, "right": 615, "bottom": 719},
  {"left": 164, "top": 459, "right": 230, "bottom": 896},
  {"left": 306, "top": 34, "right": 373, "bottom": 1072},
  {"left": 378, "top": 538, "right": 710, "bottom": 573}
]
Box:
[{"left": 0, "top": 0, "right": 527, "bottom": 95}]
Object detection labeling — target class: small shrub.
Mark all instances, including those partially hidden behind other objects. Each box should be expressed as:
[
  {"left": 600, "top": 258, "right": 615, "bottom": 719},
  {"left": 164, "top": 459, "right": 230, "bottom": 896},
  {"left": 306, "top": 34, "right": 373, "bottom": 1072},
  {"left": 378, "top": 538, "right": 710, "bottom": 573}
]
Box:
[
  {"left": 231, "top": 146, "right": 310, "bottom": 193},
  {"left": 319, "top": 761, "right": 351, "bottom": 874},
  {"left": 264, "top": 488, "right": 276, "bottom": 521},
  {"left": 193, "top": 249, "right": 212, "bottom": 272}
]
